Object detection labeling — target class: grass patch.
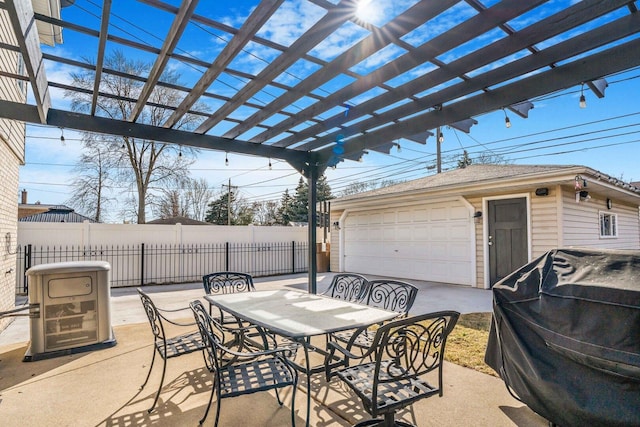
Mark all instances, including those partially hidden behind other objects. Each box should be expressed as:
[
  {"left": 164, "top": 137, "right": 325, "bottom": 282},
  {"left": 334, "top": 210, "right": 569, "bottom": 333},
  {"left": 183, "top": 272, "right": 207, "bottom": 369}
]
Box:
[{"left": 444, "top": 312, "right": 498, "bottom": 377}]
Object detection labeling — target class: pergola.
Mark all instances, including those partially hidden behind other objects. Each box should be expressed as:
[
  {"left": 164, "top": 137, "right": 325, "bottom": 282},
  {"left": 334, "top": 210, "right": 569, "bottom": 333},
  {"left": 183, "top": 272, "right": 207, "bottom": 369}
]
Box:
[{"left": 2, "top": 0, "right": 640, "bottom": 291}]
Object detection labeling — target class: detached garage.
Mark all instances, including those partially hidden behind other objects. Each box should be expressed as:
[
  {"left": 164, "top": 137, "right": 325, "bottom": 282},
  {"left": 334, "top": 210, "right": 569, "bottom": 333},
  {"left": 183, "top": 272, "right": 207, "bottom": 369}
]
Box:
[{"left": 329, "top": 164, "right": 640, "bottom": 289}]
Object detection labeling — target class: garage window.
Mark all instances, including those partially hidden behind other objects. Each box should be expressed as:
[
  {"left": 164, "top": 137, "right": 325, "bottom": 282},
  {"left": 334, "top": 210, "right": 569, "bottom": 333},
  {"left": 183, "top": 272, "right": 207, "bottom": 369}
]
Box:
[{"left": 599, "top": 212, "right": 617, "bottom": 238}]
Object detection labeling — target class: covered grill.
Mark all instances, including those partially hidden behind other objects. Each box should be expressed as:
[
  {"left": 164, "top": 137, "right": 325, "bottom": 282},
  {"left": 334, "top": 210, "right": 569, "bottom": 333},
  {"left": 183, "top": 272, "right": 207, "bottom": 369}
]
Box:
[{"left": 485, "top": 248, "right": 640, "bottom": 427}]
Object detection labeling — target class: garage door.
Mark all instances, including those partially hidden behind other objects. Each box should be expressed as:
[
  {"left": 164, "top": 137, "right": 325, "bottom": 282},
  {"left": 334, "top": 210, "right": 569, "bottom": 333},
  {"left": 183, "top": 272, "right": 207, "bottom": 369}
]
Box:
[{"left": 343, "top": 200, "right": 474, "bottom": 286}]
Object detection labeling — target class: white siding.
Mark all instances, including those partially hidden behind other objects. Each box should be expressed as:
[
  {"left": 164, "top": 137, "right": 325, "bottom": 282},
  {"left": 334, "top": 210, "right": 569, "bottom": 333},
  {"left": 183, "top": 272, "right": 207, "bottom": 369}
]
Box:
[
  {"left": 562, "top": 188, "right": 640, "bottom": 249},
  {"left": 530, "top": 186, "right": 561, "bottom": 258}
]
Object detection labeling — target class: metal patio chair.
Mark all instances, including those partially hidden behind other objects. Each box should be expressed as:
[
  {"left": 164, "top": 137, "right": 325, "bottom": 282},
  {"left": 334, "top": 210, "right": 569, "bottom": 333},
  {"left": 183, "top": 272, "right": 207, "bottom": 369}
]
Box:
[
  {"left": 330, "top": 279, "right": 418, "bottom": 351},
  {"left": 325, "top": 311, "right": 460, "bottom": 427},
  {"left": 202, "top": 271, "right": 256, "bottom": 318},
  {"left": 190, "top": 299, "right": 298, "bottom": 427},
  {"left": 321, "top": 273, "right": 370, "bottom": 302},
  {"left": 202, "top": 271, "right": 256, "bottom": 295},
  {"left": 137, "top": 288, "right": 205, "bottom": 413}
]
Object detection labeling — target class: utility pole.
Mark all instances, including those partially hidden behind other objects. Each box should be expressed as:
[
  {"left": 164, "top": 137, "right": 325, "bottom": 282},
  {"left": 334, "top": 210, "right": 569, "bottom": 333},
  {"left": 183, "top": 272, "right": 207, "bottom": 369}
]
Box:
[{"left": 222, "top": 179, "right": 237, "bottom": 225}]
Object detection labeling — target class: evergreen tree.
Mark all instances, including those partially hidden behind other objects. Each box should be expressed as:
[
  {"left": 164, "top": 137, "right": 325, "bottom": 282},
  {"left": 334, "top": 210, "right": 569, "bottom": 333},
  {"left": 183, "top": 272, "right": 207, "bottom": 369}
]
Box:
[
  {"left": 276, "top": 189, "right": 294, "bottom": 225},
  {"left": 317, "top": 174, "right": 333, "bottom": 201},
  {"left": 205, "top": 191, "right": 235, "bottom": 225},
  {"left": 288, "top": 174, "right": 333, "bottom": 223},
  {"left": 291, "top": 177, "right": 308, "bottom": 222}
]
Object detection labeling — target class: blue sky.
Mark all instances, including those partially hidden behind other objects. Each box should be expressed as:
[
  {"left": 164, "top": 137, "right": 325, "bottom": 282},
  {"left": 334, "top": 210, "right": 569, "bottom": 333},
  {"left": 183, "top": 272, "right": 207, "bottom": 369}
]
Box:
[{"left": 18, "top": 0, "right": 640, "bottom": 221}]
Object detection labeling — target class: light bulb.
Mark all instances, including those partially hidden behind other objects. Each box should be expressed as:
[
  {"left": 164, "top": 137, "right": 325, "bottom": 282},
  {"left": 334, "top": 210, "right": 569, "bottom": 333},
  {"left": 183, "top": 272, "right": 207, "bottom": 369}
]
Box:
[
  {"left": 225, "top": 153, "right": 229, "bottom": 166},
  {"left": 505, "top": 116, "right": 511, "bottom": 128},
  {"left": 579, "top": 83, "right": 586, "bottom": 108},
  {"left": 579, "top": 94, "right": 586, "bottom": 109}
]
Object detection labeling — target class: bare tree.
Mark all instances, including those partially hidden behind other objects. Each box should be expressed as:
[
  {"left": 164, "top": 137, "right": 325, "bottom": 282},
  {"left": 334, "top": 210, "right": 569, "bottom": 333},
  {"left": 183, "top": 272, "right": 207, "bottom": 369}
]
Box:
[
  {"left": 185, "top": 178, "right": 214, "bottom": 221},
  {"left": 251, "top": 200, "right": 279, "bottom": 225},
  {"left": 339, "top": 179, "right": 404, "bottom": 197},
  {"left": 457, "top": 150, "right": 473, "bottom": 168},
  {"left": 66, "top": 136, "right": 115, "bottom": 222},
  {"left": 66, "top": 50, "right": 205, "bottom": 223},
  {"left": 154, "top": 177, "right": 213, "bottom": 221},
  {"left": 474, "top": 152, "right": 511, "bottom": 165},
  {"left": 157, "top": 188, "right": 187, "bottom": 219}
]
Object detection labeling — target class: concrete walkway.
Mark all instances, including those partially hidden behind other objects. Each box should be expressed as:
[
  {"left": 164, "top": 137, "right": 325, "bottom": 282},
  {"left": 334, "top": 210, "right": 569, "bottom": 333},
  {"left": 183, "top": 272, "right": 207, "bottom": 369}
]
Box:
[{"left": 0, "top": 273, "right": 547, "bottom": 426}]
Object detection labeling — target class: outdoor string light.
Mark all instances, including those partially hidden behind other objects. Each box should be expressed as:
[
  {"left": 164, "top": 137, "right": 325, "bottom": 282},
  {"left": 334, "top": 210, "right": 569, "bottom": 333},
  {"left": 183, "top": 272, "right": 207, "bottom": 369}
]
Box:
[
  {"left": 225, "top": 152, "right": 229, "bottom": 166},
  {"left": 503, "top": 109, "right": 511, "bottom": 128},
  {"left": 579, "top": 83, "right": 587, "bottom": 108}
]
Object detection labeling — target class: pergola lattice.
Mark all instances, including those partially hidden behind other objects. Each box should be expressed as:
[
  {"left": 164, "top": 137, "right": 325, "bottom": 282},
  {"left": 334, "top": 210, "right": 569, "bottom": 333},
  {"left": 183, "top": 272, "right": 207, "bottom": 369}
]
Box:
[{"left": 2, "top": 0, "right": 640, "bottom": 290}]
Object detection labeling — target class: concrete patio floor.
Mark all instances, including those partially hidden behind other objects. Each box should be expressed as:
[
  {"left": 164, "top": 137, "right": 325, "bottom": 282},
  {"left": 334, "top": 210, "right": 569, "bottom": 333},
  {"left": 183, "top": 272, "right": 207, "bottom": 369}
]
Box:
[{"left": 0, "top": 273, "right": 548, "bottom": 426}]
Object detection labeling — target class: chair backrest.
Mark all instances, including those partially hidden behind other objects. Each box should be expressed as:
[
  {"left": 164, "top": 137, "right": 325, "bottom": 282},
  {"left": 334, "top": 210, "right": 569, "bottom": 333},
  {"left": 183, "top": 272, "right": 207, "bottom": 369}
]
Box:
[
  {"left": 364, "top": 279, "right": 418, "bottom": 314},
  {"left": 138, "top": 288, "right": 167, "bottom": 344},
  {"left": 190, "top": 300, "right": 221, "bottom": 370},
  {"left": 371, "top": 311, "right": 459, "bottom": 398},
  {"left": 323, "top": 273, "right": 370, "bottom": 302},
  {"left": 202, "top": 272, "right": 255, "bottom": 295}
]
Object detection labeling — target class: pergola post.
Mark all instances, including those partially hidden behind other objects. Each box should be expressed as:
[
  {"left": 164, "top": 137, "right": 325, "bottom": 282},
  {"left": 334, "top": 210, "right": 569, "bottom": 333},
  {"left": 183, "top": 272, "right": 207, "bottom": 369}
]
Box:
[{"left": 307, "top": 163, "right": 318, "bottom": 294}]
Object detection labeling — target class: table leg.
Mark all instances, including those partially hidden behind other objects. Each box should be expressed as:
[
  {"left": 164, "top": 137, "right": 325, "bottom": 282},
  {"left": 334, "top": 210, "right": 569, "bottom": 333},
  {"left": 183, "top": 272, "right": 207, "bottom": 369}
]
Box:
[{"left": 299, "top": 337, "right": 311, "bottom": 427}]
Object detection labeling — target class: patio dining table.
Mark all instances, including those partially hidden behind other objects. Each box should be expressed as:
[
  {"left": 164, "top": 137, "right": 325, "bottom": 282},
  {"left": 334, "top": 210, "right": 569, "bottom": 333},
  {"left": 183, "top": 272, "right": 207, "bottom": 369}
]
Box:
[{"left": 204, "top": 289, "right": 399, "bottom": 427}]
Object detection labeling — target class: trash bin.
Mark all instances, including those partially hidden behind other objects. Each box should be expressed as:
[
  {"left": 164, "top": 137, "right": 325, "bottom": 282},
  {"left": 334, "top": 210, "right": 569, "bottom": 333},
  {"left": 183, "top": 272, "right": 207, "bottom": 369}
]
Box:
[{"left": 24, "top": 261, "right": 116, "bottom": 361}]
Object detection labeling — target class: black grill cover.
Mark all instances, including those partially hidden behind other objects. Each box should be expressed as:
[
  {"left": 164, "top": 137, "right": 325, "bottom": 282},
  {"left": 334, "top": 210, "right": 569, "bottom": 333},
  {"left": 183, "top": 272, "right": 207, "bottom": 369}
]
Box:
[{"left": 485, "top": 248, "right": 640, "bottom": 427}]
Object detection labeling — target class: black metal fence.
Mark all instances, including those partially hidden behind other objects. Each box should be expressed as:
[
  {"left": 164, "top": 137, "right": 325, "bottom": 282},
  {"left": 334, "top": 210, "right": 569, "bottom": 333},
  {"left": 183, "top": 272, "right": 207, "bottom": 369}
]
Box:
[{"left": 15, "top": 241, "right": 309, "bottom": 295}]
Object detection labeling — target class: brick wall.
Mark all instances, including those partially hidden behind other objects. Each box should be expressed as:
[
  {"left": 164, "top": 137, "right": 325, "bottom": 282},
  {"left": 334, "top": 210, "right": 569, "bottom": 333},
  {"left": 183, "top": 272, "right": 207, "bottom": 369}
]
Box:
[{"left": 0, "top": 9, "right": 27, "bottom": 332}]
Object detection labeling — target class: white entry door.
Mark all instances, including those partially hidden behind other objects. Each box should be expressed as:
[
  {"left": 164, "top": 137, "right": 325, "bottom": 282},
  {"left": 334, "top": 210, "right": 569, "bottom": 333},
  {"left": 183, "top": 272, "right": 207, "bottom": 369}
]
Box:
[{"left": 343, "top": 200, "right": 474, "bottom": 286}]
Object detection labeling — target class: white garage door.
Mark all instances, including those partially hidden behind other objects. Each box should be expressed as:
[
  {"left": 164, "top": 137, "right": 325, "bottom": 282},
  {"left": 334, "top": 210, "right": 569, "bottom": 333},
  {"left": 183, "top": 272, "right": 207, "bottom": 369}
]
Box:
[{"left": 343, "top": 200, "right": 474, "bottom": 286}]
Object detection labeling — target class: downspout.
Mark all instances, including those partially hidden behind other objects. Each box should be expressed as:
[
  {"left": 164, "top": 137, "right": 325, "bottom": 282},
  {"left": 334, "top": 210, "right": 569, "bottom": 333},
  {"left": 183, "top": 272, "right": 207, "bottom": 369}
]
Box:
[{"left": 338, "top": 210, "right": 349, "bottom": 272}]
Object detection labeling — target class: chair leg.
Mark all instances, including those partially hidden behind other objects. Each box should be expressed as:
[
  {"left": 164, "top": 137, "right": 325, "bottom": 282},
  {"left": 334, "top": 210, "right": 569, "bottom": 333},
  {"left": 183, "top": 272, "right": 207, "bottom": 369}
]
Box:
[
  {"left": 275, "top": 388, "right": 283, "bottom": 405},
  {"left": 141, "top": 348, "right": 157, "bottom": 389},
  {"left": 199, "top": 378, "right": 217, "bottom": 425},
  {"left": 147, "top": 356, "right": 167, "bottom": 413},
  {"left": 213, "top": 384, "right": 223, "bottom": 427}
]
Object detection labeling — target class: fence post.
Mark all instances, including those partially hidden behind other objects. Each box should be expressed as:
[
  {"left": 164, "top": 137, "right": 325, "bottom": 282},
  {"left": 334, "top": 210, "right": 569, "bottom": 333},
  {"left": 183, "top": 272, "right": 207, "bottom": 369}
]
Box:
[
  {"left": 140, "top": 243, "right": 145, "bottom": 287},
  {"left": 23, "top": 244, "right": 32, "bottom": 293},
  {"left": 225, "top": 242, "right": 230, "bottom": 271},
  {"left": 291, "top": 241, "right": 295, "bottom": 274}
]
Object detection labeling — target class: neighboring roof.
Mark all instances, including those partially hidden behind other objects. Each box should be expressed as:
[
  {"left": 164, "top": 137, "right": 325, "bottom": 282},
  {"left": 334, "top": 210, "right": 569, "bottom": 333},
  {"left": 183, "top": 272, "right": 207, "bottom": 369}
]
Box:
[
  {"left": 332, "top": 164, "right": 640, "bottom": 206},
  {"left": 147, "top": 216, "right": 208, "bottom": 225},
  {"left": 19, "top": 205, "right": 96, "bottom": 223}
]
